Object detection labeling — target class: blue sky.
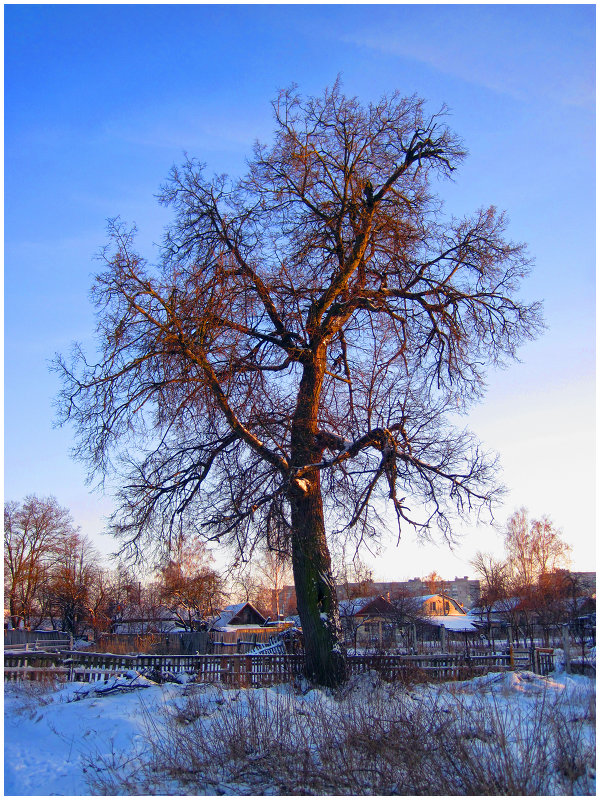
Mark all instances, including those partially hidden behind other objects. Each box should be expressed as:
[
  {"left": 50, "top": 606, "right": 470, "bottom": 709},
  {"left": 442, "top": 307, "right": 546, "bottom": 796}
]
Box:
[{"left": 5, "top": 4, "right": 595, "bottom": 579}]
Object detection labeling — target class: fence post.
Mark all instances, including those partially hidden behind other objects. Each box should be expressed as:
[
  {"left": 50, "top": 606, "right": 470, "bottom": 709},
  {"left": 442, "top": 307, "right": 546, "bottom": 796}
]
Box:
[
  {"left": 562, "top": 625, "right": 571, "bottom": 674},
  {"left": 410, "top": 624, "right": 417, "bottom": 653},
  {"left": 440, "top": 624, "right": 447, "bottom": 653}
]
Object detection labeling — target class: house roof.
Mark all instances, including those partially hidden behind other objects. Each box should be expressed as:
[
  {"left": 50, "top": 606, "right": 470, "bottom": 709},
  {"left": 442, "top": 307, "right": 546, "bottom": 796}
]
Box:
[
  {"left": 423, "top": 615, "right": 479, "bottom": 632},
  {"left": 210, "top": 602, "right": 266, "bottom": 630},
  {"left": 339, "top": 595, "right": 395, "bottom": 617},
  {"left": 411, "top": 594, "right": 466, "bottom": 614}
]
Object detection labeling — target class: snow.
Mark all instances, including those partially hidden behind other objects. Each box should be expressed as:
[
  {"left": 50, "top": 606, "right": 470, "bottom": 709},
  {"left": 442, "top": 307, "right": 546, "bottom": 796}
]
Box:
[
  {"left": 5, "top": 678, "right": 176, "bottom": 795},
  {"left": 426, "top": 615, "right": 479, "bottom": 632},
  {"left": 4, "top": 666, "right": 596, "bottom": 796}
]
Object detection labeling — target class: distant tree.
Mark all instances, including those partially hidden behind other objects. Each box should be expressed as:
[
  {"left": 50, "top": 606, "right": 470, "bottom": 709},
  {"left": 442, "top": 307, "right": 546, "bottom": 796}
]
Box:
[
  {"left": 158, "top": 537, "right": 225, "bottom": 630},
  {"left": 473, "top": 512, "right": 573, "bottom": 646},
  {"left": 470, "top": 551, "right": 511, "bottom": 643},
  {"left": 424, "top": 570, "right": 446, "bottom": 596},
  {"left": 4, "top": 496, "right": 77, "bottom": 629},
  {"left": 46, "top": 532, "right": 99, "bottom": 635},
  {"left": 338, "top": 596, "right": 371, "bottom": 652},
  {"left": 85, "top": 567, "right": 115, "bottom": 639},
  {"left": 252, "top": 546, "right": 294, "bottom": 619},
  {"left": 56, "top": 83, "right": 542, "bottom": 684},
  {"left": 386, "top": 590, "right": 428, "bottom": 652},
  {"left": 334, "top": 551, "right": 375, "bottom": 601},
  {"left": 560, "top": 571, "right": 595, "bottom": 661},
  {"left": 504, "top": 508, "right": 571, "bottom": 589}
]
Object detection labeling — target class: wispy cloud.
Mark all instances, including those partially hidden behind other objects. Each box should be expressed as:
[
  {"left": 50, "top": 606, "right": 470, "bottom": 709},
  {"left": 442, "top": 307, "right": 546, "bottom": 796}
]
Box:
[{"left": 340, "top": 8, "right": 594, "bottom": 109}]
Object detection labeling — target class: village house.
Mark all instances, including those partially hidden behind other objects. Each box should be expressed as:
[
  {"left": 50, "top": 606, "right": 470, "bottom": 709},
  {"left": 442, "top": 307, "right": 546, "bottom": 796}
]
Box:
[
  {"left": 339, "top": 595, "right": 397, "bottom": 648},
  {"left": 339, "top": 592, "right": 475, "bottom": 649}
]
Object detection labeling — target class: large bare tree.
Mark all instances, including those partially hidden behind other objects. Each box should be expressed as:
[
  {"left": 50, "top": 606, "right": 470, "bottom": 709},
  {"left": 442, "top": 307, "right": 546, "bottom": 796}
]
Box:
[
  {"left": 56, "top": 84, "right": 541, "bottom": 684},
  {"left": 4, "top": 496, "right": 78, "bottom": 630}
]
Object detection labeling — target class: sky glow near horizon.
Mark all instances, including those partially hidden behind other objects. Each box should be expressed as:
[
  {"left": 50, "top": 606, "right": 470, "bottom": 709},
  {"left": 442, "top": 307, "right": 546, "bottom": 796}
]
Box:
[{"left": 5, "top": 5, "right": 595, "bottom": 581}]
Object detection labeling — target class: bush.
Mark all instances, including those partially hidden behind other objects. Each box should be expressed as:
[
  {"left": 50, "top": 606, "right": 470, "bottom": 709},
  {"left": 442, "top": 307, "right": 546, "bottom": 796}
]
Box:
[{"left": 87, "top": 674, "right": 596, "bottom": 795}]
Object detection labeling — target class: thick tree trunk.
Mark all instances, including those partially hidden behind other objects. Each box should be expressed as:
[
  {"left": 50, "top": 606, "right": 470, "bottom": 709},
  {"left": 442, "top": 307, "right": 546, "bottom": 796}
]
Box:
[
  {"left": 289, "top": 472, "right": 346, "bottom": 686},
  {"left": 288, "top": 345, "right": 347, "bottom": 686}
]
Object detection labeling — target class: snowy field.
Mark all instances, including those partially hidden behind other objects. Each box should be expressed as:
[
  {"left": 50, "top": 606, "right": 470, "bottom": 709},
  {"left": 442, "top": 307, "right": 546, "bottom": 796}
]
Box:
[{"left": 4, "top": 668, "right": 596, "bottom": 796}]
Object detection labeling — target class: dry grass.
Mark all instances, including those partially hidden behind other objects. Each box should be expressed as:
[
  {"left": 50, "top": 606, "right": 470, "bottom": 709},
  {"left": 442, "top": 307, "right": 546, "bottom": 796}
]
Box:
[
  {"left": 5, "top": 675, "right": 66, "bottom": 718},
  {"left": 86, "top": 674, "right": 596, "bottom": 795},
  {"left": 93, "top": 634, "right": 161, "bottom": 655}
]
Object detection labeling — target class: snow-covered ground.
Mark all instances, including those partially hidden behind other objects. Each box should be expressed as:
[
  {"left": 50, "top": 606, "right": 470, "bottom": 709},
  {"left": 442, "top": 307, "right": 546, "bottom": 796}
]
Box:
[{"left": 4, "top": 667, "right": 596, "bottom": 796}]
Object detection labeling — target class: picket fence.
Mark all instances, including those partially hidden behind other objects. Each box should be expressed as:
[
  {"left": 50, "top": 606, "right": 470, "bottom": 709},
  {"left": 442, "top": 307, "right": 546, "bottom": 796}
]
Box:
[{"left": 4, "top": 647, "right": 542, "bottom": 686}]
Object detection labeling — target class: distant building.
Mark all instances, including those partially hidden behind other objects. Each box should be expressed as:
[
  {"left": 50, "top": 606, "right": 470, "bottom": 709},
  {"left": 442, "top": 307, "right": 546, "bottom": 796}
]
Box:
[
  {"left": 343, "top": 576, "right": 481, "bottom": 610},
  {"left": 277, "top": 575, "right": 482, "bottom": 616}
]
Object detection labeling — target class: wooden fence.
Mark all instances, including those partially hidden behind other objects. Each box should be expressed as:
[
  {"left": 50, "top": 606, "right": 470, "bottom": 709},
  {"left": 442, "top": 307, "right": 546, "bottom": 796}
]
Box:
[
  {"left": 4, "top": 630, "right": 73, "bottom": 648},
  {"left": 96, "top": 631, "right": 210, "bottom": 655},
  {"left": 209, "top": 625, "right": 293, "bottom": 654},
  {"left": 4, "top": 647, "right": 544, "bottom": 686}
]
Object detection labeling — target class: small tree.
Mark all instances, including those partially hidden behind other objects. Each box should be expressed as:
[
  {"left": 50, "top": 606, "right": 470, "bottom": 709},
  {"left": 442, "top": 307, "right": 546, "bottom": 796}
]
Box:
[
  {"left": 388, "top": 591, "right": 426, "bottom": 652},
  {"left": 85, "top": 567, "right": 115, "bottom": 639},
  {"left": 473, "top": 512, "right": 572, "bottom": 646},
  {"left": 470, "top": 551, "right": 508, "bottom": 640},
  {"left": 424, "top": 570, "right": 446, "bottom": 596},
  {"left": 56, "top": 83, "right": 541, "bottom": 685}
]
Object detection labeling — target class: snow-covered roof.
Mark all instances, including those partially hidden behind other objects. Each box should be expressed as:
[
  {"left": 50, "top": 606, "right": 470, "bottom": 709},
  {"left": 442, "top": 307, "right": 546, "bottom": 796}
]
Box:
[
  {"left": 214, "top": 624, "right": 266, "bottom": 633},
  {"left": 212, "top": 602, "right": 246, "bottom": 626},
  {"left": 424, "top": 615, "right": 480, "bottom": 632},
  {"left": 339, "top": 595, "right": 395, "bottom": 617},
  {"left": 339, "top": 596, "right": 377, "bottom": 616},
  {"left": 210, "top": 602, "right": 266, "bottom": 630}
]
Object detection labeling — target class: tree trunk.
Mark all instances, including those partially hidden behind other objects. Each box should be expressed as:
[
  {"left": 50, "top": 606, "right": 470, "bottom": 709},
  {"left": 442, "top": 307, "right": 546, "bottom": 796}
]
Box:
[
  {"left": 288, "top": 346, "right": 346, "bottom": 686},
  {"left": 289, "top": 472, "right": 346, "bottom": 686}
]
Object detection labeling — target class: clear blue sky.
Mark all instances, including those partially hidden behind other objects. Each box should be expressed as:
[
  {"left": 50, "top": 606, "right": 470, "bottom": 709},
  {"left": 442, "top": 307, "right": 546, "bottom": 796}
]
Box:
[{"left": 5, "top": 4, "right": 595, "bottom": 579}]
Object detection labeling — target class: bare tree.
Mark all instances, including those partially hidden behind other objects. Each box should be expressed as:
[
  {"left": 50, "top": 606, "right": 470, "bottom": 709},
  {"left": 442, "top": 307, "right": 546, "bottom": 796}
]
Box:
[
  {"left": 45, "top": 532, "right": 99, "bottom": 635},
  {"left": 4, "top": 496, "right": 78, "bottom": 629},
  {"left": 333, "top": 548, "right": 375, "bottom": 601},
  {"left": 252, "top": 546, "right": 294, "bottom": 619},
  {"left": 388, "top": 590, "right": 427, "bottom": 652},
  {"left": 85, "top": 566, "right": 115, "bottom": 639},
  {"left": 473, "top": 513, "right": 572, "bottom": 646},
  {"left": 505, "top": 508, "right": 571, "bottom": 589},
  {"left": 471, "top": 551, "right": 509, "bottom": 640},
  {"left": 55, "top": 83, "right": 541, "bottom": 685},
  {"left": 158, "top": 536, "right": 225, "bottom": 629},
  {"left": 424, "top": 570, "right": 446, "bottom": 596}
]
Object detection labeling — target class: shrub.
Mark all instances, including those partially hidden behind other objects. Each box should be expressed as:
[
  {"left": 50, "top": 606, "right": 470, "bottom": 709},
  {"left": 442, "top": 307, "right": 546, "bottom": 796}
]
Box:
[{"left": 86, "top": 675, "right": 596, "bottom": 795}]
